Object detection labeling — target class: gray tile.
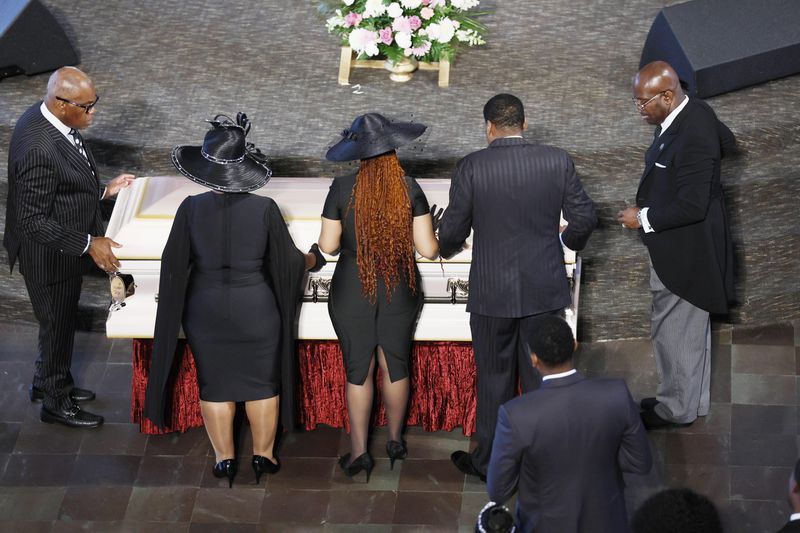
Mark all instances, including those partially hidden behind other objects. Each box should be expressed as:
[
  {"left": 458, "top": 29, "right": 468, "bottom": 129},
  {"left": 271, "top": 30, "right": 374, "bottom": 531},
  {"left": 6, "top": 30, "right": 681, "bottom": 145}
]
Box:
[
  {"left": 326, "top": 489, "right": 396, "bottom": 524},
  {"left": 79, "top": 422, "right": 149, "bottom": 455},
  {"left": 679, "top": 403, "right": 731, "bottom": 435},
  {"left": 0, "top": 522, "right": 53, "bottom": 533},
  {"left": 0, "top": 423, "right": 21, "bottom": 453},
  {"left": 135, "top": 455, "right": 206, "bottom": 487},
  {"left": 661, "top": 463, "right": 730, "bottom": 502},
  {"left": 710, "top": 344, "right": 731, "bottom": 403},
  {"left": 729, "top": 433, "right": 797, "bottom": 467},
  {"left": 600, "top": 339, "right": 653, "bottom": 372},
  {"left": 268, "top": 457, "right": 336, "bottom": 490},
  {"left": 732, "top": 323, "right": 795, "bottom": 345},
  {"left": 260, "top": 489, "right": 330, "bottom": 525},
  {"left": 731, "top": 374, "right": 796, "bottom": 405},
  {"left": 68, "top": 454, "right": 142, "bottom": 485},
  {"left": 393, "top": 491, "right": 462, "bottom": 526},
  {"left": 730, "top": 466, "right": 793, "bottom": 500},
  {"left": 0, "top": 454, "right": 76, "bottom": 486},
  {"left": 125, "top": 486, "right": 198, "bottom": 522},
  {"left": 732, "top": 344, "right": 796, "bottom": 375},
  {"left": 97, "top": 362, "right": 133, "bottom": 394},
  {"left": 721, "top": 499, "right": 789, "bottom": 533},
  {"left": 0, "top": 487, "right": 65, "bottom": 520},
  {"left": 731, "top": 404, "right": 797, "bottom": 435},
  {"left": 399, "top": 459, "right": 465, "bottom": 492},
  {"left": 191, "top": 487, "right": 264, "bottom": 523},
  {"left": 58, "top": 486, "right": 132, "bottom": 521},
  {"left": 144, "top": 427, "right": 213, "bottom": 457},
  {"left": 12, "top": 420, "right": 84, "bottom": 454},
  {"left": 663, "top": 433, "right": 729, "bottom": 466},
  {"left": 330, "top": 457, "right": 401, "bottom": 492}
]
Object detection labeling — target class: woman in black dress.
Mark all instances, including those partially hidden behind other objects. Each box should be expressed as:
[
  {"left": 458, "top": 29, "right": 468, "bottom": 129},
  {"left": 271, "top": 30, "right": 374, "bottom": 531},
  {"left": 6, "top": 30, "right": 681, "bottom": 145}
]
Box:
[
  {"left": 318, "top": 113, "right": 439, "bottom": 480},
  {"left": 144, "top": 114, "right": 325, "bottom": 486}
]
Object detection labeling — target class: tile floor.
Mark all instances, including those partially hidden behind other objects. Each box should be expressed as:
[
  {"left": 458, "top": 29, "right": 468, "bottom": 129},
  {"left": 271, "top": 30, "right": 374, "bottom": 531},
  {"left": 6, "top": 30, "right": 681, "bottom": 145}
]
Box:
[{"left": 0, "top": 320, "right": 797, "bottom": 532}]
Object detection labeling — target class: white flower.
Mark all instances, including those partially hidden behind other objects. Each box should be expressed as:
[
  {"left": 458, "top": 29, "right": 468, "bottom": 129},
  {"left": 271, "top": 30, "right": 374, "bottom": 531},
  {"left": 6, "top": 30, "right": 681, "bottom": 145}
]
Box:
[
  {"left": 349, "top": 28, "right": 380, "bottom": 57},
  {"left": 386, "top": 2, "right": 403, "bottom": 18},
  {"left": 395, "top": 31, "right": 412, "bottom": 50},
  {"left": 363, "top": 0, "right": 387, "bottom": 17},
  {"left": 325, "top": 9, "right": 345, "bottom": 32},
  {"left": 456, "top": 28, "right": 485, "bottom": 45},
  {"left": 450, "top": 0, "right": 480, "bottom": 9},
  {"left": 426, "top": 18, "right": 456, "bottom": 43},
  {"left": 343, "top": 0, "right": 355, "bottom": 5},
  {"left": 400, "top": 0, "right": 423, "bottom": 9}
]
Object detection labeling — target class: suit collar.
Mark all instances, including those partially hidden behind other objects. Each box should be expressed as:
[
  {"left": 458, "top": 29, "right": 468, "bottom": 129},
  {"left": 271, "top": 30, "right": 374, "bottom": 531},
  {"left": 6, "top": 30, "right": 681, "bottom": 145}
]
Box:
[
  {"left": 489, "top": 137, "right": 528, "bottom": 148},
  {"left": 40, "top": 101, "right": 73, "bottom": 139},
  {"left": 540, "top": 370, "right": 585, "bottom": 388},
  {"left": 44, "top": 120, "right": 98, "bottom": 179},
  {"left": 638, "top": 103, "right": 697, "bottom": 184}
]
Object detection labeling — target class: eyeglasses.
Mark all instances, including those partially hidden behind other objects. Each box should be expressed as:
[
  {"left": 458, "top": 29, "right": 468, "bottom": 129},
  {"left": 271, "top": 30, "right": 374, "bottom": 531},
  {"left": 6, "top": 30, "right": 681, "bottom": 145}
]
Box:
[
  {"left": 631, "top": 91, "right": 666, "bottom": 111},
  {"left": 56, "top": 95, "right": 100, "bottom": 114}
]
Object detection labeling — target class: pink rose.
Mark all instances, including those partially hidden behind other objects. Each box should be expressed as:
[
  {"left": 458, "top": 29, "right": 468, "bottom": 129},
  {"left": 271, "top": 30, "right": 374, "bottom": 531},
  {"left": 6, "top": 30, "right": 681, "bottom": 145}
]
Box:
[
  {"left": 344, "top": 12, "right": 362, "bottom": 28},
  {"left": 379, "top": 27, "right": 393, "bottom": 45},
  {"left": 392, "top": 16, "right": 412, "bottom": 34},
  {"left": 408, "top": 15, "right": 422, "bottom": 30},
  {"left": 420, "top": 7, "right": 434, "bottom": 19},
  {"left": 422, "top": 0, "right": 430, "bottom": 4}
]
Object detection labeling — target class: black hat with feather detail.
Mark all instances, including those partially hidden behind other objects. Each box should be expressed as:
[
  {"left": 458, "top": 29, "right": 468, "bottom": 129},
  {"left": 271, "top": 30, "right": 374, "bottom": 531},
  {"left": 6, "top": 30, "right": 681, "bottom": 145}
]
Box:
[{"left": 172, "top": 112, "right": 272, "bottom": 193}]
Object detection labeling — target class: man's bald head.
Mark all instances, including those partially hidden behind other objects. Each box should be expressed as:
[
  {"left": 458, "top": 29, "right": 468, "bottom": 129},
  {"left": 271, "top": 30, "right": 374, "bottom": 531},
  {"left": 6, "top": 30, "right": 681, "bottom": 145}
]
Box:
[
  {"left": 44, "top": 67, "right": 98, "bottom": 130},
  {"left": 632, "top": 61, "right": 685, "bottom": 125}
]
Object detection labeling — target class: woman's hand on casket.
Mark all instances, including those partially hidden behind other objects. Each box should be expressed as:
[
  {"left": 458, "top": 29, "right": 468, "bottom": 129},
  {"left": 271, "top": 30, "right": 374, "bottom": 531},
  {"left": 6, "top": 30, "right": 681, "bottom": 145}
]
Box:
[{"left": 307, "top": 243, "right": 327, "bottom": 272}]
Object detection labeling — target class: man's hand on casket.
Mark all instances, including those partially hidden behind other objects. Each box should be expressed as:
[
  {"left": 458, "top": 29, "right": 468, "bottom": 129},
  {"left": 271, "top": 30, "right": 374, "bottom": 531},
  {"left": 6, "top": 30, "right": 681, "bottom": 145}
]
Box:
[
  {"left": 430, "top": 204, "right": 444, "bottom": 233},
  {"left": 308, "top": 243, "right": 327, "bottom": 272}
]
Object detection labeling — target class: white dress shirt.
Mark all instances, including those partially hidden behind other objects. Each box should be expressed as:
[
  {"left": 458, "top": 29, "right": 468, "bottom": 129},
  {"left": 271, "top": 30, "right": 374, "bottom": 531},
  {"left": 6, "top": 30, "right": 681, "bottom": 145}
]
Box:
[{"left": 542, "top": 368, "right": 577, "bottom": 381}]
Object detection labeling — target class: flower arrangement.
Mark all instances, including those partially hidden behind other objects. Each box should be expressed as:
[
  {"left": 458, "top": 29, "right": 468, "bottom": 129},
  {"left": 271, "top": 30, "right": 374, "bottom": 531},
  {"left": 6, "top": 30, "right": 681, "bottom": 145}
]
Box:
[{"left": 320, "top": 0, "right": 487, "bottom": 64}]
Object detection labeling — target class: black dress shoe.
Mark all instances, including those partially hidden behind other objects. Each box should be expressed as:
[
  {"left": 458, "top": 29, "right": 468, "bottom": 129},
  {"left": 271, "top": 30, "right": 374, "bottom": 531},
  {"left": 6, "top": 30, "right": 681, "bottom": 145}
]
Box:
[
  {"left": 30, "top": 385, "right": 96, "bottom": 403},
  {"left": 640, "top": 397, "right": 658, "bottom": 411},
  {"left": 640, "top": 409, "right": 692, "bottom": 431},
  {"left": 451, "top": 450, "right": 486, "bottom": 482},
  {"left": 40, "top": 404, "right": 104, "bottom": 428}
]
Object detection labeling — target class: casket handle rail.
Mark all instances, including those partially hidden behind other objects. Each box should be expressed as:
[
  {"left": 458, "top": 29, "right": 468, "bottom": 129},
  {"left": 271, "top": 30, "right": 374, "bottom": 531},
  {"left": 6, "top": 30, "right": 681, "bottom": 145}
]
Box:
[
  {"left": 447, "top": 278, "right": 469, "bottom": 304},
  {"left": 310, "top": 277, "right": 332, "bottom": 303}
]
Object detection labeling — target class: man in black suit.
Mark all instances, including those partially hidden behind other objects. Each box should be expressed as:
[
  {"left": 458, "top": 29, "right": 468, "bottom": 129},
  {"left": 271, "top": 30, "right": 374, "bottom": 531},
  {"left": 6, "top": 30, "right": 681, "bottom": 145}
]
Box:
[
  {"left": 487, "top": 315, "right": 652, "bottom": 533},
  {"left": 618, "top": 61, "right": 735, "bottom": 430},
  {"left": 438, "top": 94, "right": 597, "bottom": 479},
  {"left": 4, "top": 67, "right": 135, "bottom": 428},
  {"left": 777, "top": 459, "right": 800, "bottom": 532}
]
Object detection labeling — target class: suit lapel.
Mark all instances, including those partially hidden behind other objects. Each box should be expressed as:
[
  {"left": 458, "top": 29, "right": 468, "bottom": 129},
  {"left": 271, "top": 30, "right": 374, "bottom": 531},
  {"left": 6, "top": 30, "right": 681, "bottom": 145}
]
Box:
[
  {"left": 638, "top": 103, "right": 693, "bottom": 187},
  {"left": 46, "top": 126, "right": 98, "bottom": 183}
]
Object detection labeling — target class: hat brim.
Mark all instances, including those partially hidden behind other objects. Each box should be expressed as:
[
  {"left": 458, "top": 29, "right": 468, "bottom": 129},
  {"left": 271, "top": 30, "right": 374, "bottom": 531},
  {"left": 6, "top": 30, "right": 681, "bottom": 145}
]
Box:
[
  {"left": 325, "top": 121, "right": 426, "bottom": 162},
  {"left": 172, "top": 146, "right": 271, "bottom": 193}
]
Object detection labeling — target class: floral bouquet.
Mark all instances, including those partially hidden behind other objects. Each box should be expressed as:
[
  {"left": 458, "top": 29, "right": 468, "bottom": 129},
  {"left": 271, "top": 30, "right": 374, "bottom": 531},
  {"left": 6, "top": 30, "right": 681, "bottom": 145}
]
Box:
[{"left": 319, "top": 0, "right": 487, "bottom": 64}]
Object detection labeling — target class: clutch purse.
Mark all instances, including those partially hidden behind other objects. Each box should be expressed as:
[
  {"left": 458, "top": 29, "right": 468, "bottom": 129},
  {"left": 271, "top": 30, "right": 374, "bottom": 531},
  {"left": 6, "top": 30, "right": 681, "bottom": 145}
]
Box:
[{"left": 109, "top": 272, "right": 136, "bottom": 311}]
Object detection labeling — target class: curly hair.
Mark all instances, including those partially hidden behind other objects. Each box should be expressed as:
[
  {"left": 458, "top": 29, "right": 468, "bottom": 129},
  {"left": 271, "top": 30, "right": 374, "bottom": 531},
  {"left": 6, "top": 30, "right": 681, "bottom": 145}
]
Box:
[{"left": 348, "top": 151, "right": 416, "bottom": 303}]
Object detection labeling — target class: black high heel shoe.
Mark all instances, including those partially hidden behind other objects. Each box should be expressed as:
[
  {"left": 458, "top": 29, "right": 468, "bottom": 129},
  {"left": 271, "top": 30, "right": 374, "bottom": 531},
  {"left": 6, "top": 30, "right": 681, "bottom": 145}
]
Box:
[
  {"left": 338, "top": 452, "right": 375, "bottom": 482},
  {"left": 386, "top": 440, "right": 408, "bottom": 470},
  {"left": 252, "top": 455, "right": 280, "bottom": 484},
  {"left": 212, "top": 458, "right": 237, "bottom": 488}
]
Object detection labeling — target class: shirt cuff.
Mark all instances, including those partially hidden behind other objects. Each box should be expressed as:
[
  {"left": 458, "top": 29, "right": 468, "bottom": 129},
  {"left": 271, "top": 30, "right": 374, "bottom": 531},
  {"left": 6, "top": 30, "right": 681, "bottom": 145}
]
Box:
[
  {"left": 82, "top": 235, "right": 92, "bottom": 255},
  {"left": 639, "top": 207, "right": 655, "bottom": 233},
  {"left": 100, "top": 187, "right": 107, "bottom": 200}
]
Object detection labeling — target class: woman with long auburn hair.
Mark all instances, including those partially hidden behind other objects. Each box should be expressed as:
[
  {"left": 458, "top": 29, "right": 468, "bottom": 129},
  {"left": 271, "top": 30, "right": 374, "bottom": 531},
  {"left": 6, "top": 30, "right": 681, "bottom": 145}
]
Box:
[{"left": 319, "top": 113, "right": 439, "bottom": 481}]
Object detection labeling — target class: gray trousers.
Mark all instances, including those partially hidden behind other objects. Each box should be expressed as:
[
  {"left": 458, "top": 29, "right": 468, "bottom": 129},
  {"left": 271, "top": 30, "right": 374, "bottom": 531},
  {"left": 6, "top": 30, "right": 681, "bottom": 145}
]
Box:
[{"left": 650, "top": 267, "right": 711, "bottom": 424}]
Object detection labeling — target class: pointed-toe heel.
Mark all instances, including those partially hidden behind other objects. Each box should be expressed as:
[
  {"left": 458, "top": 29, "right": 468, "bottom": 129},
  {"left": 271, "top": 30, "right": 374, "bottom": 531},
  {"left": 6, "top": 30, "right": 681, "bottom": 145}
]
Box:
[
  {"left": 252, "top": 455, "right": 280, "bottom": 484},
  {"left": 386, "top": 440, "right": 408, "bottom": 470},
  {"left": 212, "top": 458, "right": 237, "bottom": 488},
  {"left": 338, "top": 452, "right": 374, "bottom": 482}
]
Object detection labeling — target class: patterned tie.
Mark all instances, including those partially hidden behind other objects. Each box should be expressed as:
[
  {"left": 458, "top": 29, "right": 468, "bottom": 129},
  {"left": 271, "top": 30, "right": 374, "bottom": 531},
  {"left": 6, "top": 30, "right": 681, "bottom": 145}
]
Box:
[{"left": 68, "top": 128, "right": 94, "bottom": 173}]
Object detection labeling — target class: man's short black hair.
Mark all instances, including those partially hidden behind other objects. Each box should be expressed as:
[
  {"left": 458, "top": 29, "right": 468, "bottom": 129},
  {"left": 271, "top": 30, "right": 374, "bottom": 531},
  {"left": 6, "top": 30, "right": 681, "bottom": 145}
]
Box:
[
  {"left": 483, "top": 94, "right": 525, "bottom": 129},
  {"left": 525, "top": 315, "right": 574, "bottom": 367},
  {"left": 631, "top": 488, "right": 723, "bottom": 533}
]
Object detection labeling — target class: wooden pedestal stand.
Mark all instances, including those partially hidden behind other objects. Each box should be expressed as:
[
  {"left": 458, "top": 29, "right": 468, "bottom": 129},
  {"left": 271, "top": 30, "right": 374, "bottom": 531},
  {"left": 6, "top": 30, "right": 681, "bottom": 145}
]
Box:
[{"left": 337, "top": 46, "right": 451, "bottom": 88}]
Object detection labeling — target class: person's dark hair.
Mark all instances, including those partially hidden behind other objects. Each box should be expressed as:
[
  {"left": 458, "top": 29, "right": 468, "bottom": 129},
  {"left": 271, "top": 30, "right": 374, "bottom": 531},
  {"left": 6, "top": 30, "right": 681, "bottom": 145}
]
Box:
[
  {"left": 631, "top": 488, "right": 723, "bottom": 533},
  {"left": 483, "top": 94, "right": 525, "bottom": 129},
  {"left": 525, "top": 315, "right": 574, "bottom": 367}
]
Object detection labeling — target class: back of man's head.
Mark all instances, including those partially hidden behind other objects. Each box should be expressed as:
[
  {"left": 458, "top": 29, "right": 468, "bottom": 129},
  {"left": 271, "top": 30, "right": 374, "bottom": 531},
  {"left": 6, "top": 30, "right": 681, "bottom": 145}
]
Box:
[
  {"left": 525, "top": 315, "right": 575, "bottom": 368},
  {"left": 483, "top": 94, "right": 525, "bottom": 129},
  {"left": 631, "top": 488, "right": 723, "bottom": 533}
]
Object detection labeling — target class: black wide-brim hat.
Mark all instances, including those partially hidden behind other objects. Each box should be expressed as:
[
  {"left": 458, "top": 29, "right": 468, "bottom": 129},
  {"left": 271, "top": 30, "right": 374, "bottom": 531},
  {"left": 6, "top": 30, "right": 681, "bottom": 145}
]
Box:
[
  {"left": 172, "top": 113, "right": 271, "bottom": 193},
  {"left": 326, "top": 112, "right": 426, "bottom": 162}
]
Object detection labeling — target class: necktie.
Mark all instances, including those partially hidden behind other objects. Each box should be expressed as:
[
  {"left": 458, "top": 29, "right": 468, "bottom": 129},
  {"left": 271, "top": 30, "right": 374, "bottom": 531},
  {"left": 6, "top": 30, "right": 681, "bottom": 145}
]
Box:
[
  {"left": 68, "top": 128, "right": 94, "bottom": 173},
  {"left": 645, "top": 125, "right": 662, "bottom": 164},
  {"left": 652, "top": 125, "right": 662, "bottom": 144}
]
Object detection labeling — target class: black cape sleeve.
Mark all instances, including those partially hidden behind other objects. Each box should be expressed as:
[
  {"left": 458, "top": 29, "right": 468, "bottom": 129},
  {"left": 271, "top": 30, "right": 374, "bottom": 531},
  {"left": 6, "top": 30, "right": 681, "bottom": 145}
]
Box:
[
  {"left": 143, "top": 198, "right": 192, "bottom": 428},
  {"left": 265, "top": 199, "right": 306, "bottom": 430}
]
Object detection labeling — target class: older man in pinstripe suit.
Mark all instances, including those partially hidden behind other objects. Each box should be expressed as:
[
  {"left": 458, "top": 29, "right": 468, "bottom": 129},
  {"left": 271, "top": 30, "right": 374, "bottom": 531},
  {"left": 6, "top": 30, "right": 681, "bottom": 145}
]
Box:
[
  {"left": 438, "top": 94, "right": 597, "bottom": 480},
  {"left": 3, "top": 67, "right": 134, "bottom": 428}
]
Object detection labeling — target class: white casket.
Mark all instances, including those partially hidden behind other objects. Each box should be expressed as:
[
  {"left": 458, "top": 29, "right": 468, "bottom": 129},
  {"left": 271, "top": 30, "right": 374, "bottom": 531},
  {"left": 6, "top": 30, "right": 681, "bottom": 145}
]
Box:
[{"left": 104, "top": 176, "right": 581, "bottom": 340}]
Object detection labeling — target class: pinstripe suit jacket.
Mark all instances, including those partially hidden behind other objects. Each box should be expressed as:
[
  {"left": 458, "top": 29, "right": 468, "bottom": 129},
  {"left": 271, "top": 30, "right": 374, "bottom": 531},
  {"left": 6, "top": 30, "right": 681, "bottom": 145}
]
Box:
[
  {"left": 3, "top": 103, "right": 103, "bottom": 284},
  {"left": 438, "top": 137, "right": 597, "bottom": 317}
]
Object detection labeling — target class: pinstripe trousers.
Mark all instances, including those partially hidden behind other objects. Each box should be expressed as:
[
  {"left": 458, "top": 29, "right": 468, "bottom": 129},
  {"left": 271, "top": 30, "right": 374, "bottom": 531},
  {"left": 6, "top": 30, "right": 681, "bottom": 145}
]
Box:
[
  {"left": 23, "top": 272, "right": 83, "bottom": 411},
  {"left": 650, "top": 266, "right": 711, "bottom": 424},
  {"left": 468, "top": 310, "right": 562, "bottom": 474}
]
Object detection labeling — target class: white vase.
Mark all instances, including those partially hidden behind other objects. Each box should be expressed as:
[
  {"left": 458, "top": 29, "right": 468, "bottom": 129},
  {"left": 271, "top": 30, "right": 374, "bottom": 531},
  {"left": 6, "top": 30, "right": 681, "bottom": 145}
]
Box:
[{"left": 384, "top": 57, "right": 419, "bottom": 82}]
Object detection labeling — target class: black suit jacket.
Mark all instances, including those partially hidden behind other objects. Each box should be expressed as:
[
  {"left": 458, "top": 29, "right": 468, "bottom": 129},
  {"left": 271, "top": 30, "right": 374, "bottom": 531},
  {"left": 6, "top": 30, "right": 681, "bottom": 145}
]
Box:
[
  {"left": 487, "top": 372, "right": 652, "bottom": 533},
  {"left": 636, "top": 98, "right": 735, "bottom": 314},
  {"left": 3, "top": 103, "right": 103, "bottom": 284},
  {"left": 777, "top": 519, "right": 800, "bottom": 532},
  {"left": 438, "top": 138, "right": 596, "bottom": 318}
]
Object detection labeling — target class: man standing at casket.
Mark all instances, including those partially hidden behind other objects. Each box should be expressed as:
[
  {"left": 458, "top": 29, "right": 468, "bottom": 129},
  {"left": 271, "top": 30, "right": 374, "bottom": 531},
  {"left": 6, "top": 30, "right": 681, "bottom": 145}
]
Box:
[
  {"left": 438, "top": 93, "right": 597, "bottom": 480},
  {"left": 3, "top": 67, "right": 135, "bottom": 428},
  {"left": 617, "top": 61, "right": 735, "bottom": 430}
]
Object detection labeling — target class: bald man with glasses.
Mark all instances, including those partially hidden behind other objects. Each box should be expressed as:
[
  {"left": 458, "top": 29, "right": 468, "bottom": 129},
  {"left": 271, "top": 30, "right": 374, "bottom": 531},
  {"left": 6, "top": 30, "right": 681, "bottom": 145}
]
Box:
[
  {"left": 3, "top": 67, "right": 135, "bottom": 428},
  {"left": 617, "top": 61, "right": 736, "bottom": 430}
]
